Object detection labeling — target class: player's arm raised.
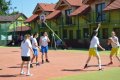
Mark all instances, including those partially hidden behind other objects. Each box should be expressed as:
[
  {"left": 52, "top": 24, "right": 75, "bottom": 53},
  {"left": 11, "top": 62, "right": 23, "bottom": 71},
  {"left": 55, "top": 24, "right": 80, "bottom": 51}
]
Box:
[{"left": 96, "top": 23, "right": 101, "bottom": 31}]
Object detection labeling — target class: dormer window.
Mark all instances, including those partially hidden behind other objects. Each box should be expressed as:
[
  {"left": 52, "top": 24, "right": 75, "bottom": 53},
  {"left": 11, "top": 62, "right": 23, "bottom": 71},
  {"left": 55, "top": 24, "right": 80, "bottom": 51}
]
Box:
[
  {"left": 65, "top": 9, "right": 72, "bottom": 25},
  {"left": 96, "top": 3, "right": 106, "bottom": 22}
]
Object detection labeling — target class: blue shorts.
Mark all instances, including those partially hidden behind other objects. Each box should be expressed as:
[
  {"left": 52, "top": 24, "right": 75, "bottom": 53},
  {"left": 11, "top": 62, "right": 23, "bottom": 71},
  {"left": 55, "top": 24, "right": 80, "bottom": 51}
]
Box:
[
  {"left": 33, "top": 48, "right": 39, "bottom": 56},
  {"left": 41, "top": 46, "right": 48, "bottom": 54}
]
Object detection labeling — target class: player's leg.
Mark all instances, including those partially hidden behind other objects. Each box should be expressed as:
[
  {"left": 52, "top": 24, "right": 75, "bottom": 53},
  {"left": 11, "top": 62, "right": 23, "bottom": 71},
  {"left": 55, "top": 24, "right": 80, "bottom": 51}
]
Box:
[
  {"left": 45, "top": 53, "right": 49, "bottom": 62},
  {"left": 41, "top": 53, "right": 44, "bottom": 64},
  {"left": 31, "top": 54, "right": 35, "bottom": 63},
  {"left": 108, "top": 48, "right": 115, "bottom": 65},
  {"left": 116, "top": 55, "right": 120, "bottom": 62},
  {"left": 109, "top": 54, "right": 113, "bottom": 64},
  {"left": 115, "top": 48, "right": 120, "bottom": 62},
  {"left": 26, "top": 61, "right": 32, "bottom": 76},
  {"left": 30, "top": 54, "right": 35, "bottom": 67},
  {"left": 45, "top": 46, "right": 49, "bottom": 62},
  {"left": 35, "top": 49, "right": 39, "bottom": 66},
  {"left": 20, "top": 61, "right": 25, "bottom": 75},
  {"left": 41, "top": 46, "right": 45, "bottom": 64},
  {"left": 84, "top": 48, "right": 94, "bottom": 69},
  {"left": 36, "top": 55, "right": 40, "bottom": 66},
  {"left": 96, "top": 53, "right": 102, "bottom": 70},
  {"left": 84, "top": 55, "right": 91, "bottom": 69}
]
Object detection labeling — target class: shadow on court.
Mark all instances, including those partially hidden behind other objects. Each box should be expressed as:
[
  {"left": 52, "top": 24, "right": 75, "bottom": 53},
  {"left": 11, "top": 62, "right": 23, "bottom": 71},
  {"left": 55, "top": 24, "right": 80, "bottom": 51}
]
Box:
[
  {"left": 0, "top": 74, "right": 17, "bottom": 77},
  {"left": 61, "top": 69, "right": 98, "bottom": 72},
  {"left": 87, "top": 64, "right": 109, "bottom": 67},
  {"left": 8, "top": 66, "right": 21, "bottom": 68},
  {"left": 62, "top": 69, "right": 82, "bottom": 72}
]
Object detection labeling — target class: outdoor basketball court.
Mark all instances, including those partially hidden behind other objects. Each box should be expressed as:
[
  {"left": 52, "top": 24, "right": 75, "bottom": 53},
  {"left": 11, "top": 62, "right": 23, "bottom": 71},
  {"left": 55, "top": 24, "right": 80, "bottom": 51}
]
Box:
[{"left": 0, "top": 47, "right": 119, "bottom": 80}]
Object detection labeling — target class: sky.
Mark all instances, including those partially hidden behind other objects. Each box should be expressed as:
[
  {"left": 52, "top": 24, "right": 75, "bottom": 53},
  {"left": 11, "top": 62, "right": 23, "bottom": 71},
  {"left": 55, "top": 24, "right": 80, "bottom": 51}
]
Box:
[{"left": 9, "top": 0, "right": 58, "bottom": 17}]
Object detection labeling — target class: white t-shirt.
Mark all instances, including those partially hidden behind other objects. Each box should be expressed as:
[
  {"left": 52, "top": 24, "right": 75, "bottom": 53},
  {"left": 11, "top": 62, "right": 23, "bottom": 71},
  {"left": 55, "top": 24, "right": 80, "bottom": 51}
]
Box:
[
  {"left": 30, "top": 36, "right": 33, "bottom": 41},
  {"left": 90, "top": 36, "right": 100, "bottom": 48},
  {"left": 32, "top": 38, "right": 38, "bottom": 49},
  {"left": 111, "top": 36, "right": 120, "bottom": 48},
  {"left": 21, "top": 39, "right": 32, "bottom": 57},
  {"left": 40, "top": 36, "right": 48, "bottom": 47}
]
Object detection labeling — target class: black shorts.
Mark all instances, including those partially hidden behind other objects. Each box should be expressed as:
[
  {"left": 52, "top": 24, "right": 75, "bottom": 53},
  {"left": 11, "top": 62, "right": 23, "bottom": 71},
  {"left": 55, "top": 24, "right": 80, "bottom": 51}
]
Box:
[{"left": 21, "top": 56, "right": 30, "bottom": 61}]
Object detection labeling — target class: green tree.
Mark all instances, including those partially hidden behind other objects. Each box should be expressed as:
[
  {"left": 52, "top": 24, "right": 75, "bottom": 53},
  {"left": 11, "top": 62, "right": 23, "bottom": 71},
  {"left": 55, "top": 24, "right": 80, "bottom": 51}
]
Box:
[
  {"left": 10, "top": 11, "right": 19, "bottom": 15},
  {"left": 0, "top": 0, "right": 11, "bottom": 15}
]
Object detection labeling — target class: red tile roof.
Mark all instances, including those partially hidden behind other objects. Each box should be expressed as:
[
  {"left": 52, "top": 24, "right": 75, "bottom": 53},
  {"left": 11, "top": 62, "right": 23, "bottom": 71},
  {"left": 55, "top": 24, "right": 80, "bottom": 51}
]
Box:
[
  {"left": 46, "top": 10, "right": 61, "bottom": 20},
  {"left": 55, "top": 0, "right": 82, "bottom": 10},
  {"left": 104, "top": 0, "right": 120, "bottom": 11},
  {"left": 38, "top": 3, "right": 56, "bottom": 11},
  {"left": 16, "top": 26, "right": 31, "bottom": 32},
  {"left": 70, "top": 5, "right": 90, "bottom": 16},
  {"left": 25, "top": 14, "right": 38, "bottom": 23},
  {"left": 66, "top": 0, "right": 82, "bottom": 6},
  {"left": 82, "top": 0, "right": 95, "bottom": 4},
  {"left": 9, "top": 26, "right": 31, "bottom": 32}
]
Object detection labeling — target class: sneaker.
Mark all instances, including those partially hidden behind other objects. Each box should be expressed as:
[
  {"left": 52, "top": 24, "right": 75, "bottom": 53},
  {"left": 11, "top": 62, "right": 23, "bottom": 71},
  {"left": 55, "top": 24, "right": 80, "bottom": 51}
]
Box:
[
  {"left": 30, "top": 64, "right": 33, "bottom": 68},
  {"left": 46, "top": 59, "right": 50, "bottom": 63},
  {"left": 26, "top": 73, "right": 33, "bottom": 76},
  {"left": 108, "top": 62, "right": 113, "bottom": 65},
  {"left": 84, "top": 64, "right": 88, "bottom": 69},
  {"left": 20, "top": 71, "right": 26, "bottom": 75},
  {"left": 42, "top": 60, "right": 44, "bottom": 64},
  {"left": 36, "top": 62, "right": 40, "bottom": 66},
  {"left": 99, "top": 68, "right": 103, "bottom": 71}
]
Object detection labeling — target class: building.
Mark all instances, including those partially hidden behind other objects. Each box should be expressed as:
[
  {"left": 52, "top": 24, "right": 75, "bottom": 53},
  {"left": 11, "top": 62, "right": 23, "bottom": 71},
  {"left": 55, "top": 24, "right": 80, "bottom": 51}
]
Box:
[
  {"left": 0, "top": 13, "right": 30, "bottom": 45},
  {"left": 26, "top": 0, "right": 120, "bottom": 48}
]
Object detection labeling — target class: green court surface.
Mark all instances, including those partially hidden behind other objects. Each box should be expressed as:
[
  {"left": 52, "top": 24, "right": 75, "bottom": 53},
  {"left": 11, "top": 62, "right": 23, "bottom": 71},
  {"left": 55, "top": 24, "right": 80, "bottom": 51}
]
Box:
[
  {"left": 0, "top": 47, "right": 113, "bottom": 55},
  {"left": 50, "top": 68, "right": 120, "bottom": 80},
  {"left": 57, "top": 49, "right": 111, "bottom": 55},
  {"left": 0, "top": 46, "right": 5, "bottom": 48}
]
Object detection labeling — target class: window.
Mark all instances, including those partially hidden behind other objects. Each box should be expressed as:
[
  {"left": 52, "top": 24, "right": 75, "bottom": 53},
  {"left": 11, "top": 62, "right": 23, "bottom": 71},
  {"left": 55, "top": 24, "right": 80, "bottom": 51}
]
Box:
[
  {"left": 76, "top": 30, "right": 81, "bottom": 39},
  {"left": 41, "top": 22, "right": 46, "bottom": 28},
  {"left": 113, "top": 28, "right": 120, "bottom": 39},
  {"left": 69, "top": 30, "right": 73, "bottom": 40},
  {"left": 65, "top": 9, "right": 72, "bottom": 25},
  {"left": 102, "top": 28, "right": 108, "bottom": 39},
  {"left": 96, "top": 3, "right": 106, "bottom": 22},
  {"left": 63, "top": 29, "right": 67, "bottom": 39},
  {"left": 83, "top": 28, "right": 89, "bottom": 38}
]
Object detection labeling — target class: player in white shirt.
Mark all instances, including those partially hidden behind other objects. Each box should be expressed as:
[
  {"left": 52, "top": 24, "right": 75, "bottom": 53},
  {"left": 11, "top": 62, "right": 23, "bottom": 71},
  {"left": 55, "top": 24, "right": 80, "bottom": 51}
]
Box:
[
  {"left": 31, "top": 33, "right": 40, "bottom": 67},
  {"left": 30, "top": 34, "right": 33, "bottom": 41},
  {"left": 107, "top": 31, "right": 120, "bottom": 65},
  {"left": 39, "top": 32, "right": 50, "bottom": 64},
  {"left": 20, "top": 34, "right": 33, "bottom": 76},
  {"left": 84, "top": 30, "right": 105, "bottom": 70}
]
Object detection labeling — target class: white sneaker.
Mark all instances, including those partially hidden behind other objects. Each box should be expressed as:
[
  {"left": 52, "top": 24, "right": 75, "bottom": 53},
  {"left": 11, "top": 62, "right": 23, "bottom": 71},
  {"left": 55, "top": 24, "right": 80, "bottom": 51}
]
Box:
[
  {"left": 26, "top": 73, "right": 33, "bottom": 76},
  {"left": 20, "top": 71, "right": 26, "bottom": 75}
]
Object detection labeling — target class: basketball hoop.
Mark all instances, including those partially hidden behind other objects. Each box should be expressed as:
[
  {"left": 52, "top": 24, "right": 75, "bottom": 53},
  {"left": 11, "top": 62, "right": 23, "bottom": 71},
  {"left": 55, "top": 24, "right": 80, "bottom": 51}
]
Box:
[{"left": 40, "top": 14, "right": 46, "bottom": 22}]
